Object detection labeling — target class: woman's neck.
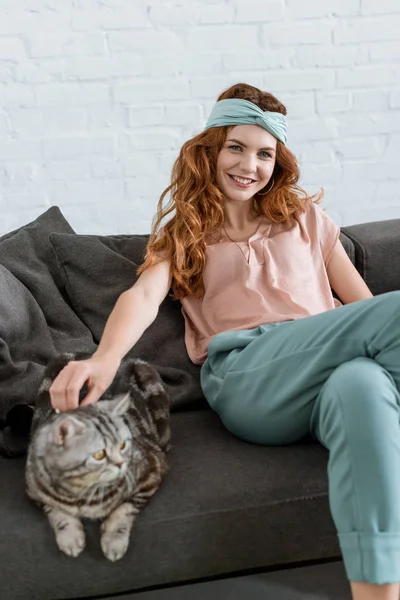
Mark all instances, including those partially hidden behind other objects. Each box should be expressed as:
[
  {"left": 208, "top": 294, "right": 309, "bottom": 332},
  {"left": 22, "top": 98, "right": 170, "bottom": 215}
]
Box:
[
  {"left": 222, "top": 204, "right": 263, "bottom": 242},
  {"left": 223, "top": 200, "right": 259, "bottom": 231}
]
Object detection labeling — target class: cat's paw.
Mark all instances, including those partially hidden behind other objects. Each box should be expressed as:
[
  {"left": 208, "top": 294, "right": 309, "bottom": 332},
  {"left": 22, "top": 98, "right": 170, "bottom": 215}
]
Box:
[
  {"left": 100, "top": 530, "right": 130, "bottom": 562},
  {"left": 56, "top": 525, "right": 86, "bottom": 558}
]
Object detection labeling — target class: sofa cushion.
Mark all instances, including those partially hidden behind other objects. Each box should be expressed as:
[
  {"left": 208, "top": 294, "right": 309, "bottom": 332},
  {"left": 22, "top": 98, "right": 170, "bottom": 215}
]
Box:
[
  {"left": 0, "top": 206, "right": 75, "bottom": 292},
  {"left": 0, "top": 208, "right": 99, "bottom": 457},
  {"left": 0, "top": 206, "right": 74, "bottom": 243},
  {"left": 49, "top": 233, "right": 204, "bottom": 411},
  {"left": 49, "top": 233, "right": 147, "bottom": 340},
  {"left": 0, "top": 409, "right": 338, "bottom": 600}
]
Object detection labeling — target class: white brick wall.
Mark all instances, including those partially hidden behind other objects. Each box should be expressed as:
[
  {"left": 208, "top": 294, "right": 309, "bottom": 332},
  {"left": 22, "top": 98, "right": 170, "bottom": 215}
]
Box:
[{"left": 0, "top": 0, "right": 400, "bottom": 235}]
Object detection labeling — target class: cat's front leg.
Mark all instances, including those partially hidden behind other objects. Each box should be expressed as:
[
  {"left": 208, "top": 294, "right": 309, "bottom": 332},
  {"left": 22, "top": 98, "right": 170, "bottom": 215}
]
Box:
[
  {"left": 45, "top": 506, "right": 85, "bottom": 557},
  {"left": 100, "top": 502, "right": 138, "bottom": 562}
]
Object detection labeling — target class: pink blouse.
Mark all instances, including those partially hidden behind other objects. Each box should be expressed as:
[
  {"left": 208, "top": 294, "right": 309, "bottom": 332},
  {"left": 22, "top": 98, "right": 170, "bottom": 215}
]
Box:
[{"left": 180, "top": 201, "right": 341, "bottom": 364}]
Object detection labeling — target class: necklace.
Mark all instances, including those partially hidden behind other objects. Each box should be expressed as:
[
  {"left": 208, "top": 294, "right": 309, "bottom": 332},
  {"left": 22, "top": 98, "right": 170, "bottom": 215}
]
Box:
[
  {"left": 222, "top": 219, "right": 262, "bottom": 261},
  {"left": 223, "top": 226, "right": 249, "bottom": 261}
]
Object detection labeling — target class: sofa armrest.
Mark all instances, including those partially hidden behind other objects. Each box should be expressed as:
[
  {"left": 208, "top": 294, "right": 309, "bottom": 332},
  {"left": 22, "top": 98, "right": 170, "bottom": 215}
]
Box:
[
  {"left": 339, "top": 231, "right": 355, "bottom": 265},
  {"left": 341, "top": 219, "right": 400, "bottom": 295}
]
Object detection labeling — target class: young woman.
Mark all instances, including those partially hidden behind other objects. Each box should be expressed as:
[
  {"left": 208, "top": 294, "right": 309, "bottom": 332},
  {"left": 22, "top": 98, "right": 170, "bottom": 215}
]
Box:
[{"left": 50, "top": 83, "right": 400, "bottom": 600}]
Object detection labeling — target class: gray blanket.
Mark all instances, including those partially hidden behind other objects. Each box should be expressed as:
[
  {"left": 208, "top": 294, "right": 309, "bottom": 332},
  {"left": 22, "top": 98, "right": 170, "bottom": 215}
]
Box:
[{"left": 0, "top": 207, "right": 204, "bottom": 458}]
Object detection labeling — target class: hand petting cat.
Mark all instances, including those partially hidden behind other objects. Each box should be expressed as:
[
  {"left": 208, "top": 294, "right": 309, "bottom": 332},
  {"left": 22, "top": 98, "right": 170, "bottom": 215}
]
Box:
[{"left": 49, "top": 353, "right": 122, "bottom": 412}]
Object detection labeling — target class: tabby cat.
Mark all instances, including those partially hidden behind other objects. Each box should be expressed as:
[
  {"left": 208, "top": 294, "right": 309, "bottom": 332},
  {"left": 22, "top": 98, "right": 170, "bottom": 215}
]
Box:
[{"left": 25, "top": 353, "right": 171, "bottom": 561}]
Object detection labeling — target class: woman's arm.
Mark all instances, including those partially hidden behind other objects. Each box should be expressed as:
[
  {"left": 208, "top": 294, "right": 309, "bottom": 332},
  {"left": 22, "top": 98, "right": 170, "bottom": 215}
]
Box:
[
  {"left": 93, "top": 260, "right": 172, "bottom": 363},
  {"left": 50, "top": 260, "right": 172, "bottom": 411},
  {"left": 327, "top": 239, "right": 373, "bottom": 304}
]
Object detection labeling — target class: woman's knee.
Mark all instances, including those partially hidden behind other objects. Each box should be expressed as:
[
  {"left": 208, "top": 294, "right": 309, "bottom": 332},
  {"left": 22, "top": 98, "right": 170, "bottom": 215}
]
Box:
[
  {"left": 317, "top": 357, "right": 397, "bottom": 427},
  {"left": 330, "top": 355, "right": 388, "bottom": 384},
  {"left": 312, "top": 358, "right": 399, "bottom": 448}
]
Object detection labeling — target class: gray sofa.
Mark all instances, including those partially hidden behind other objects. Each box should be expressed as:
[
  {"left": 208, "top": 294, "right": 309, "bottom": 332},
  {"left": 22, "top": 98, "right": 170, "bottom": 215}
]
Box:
[{"left": 0, "top": 207, "right": 399, "bottom": 600}]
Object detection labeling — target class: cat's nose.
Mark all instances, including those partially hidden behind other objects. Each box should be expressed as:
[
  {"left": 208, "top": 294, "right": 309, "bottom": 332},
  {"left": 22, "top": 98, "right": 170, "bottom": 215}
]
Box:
[{"left": 115, "top": 461, "right": 124, "bottom": 469}]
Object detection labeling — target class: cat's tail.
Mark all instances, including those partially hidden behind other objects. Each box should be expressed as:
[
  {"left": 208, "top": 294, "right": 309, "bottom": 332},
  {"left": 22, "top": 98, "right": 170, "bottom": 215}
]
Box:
[{"left": 127, "top": 360, "right": 171, "bottom": 453}]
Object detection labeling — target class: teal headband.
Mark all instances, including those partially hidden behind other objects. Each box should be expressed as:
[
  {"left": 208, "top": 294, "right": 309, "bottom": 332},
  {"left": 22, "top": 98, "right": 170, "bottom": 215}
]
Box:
[{"left": 204, "top": 98, "right": 287, "bottom": 145}]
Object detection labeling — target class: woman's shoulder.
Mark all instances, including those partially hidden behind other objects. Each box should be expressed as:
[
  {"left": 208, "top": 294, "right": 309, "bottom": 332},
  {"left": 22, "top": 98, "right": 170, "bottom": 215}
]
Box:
[
  {"left": 293, "top": 199, "right": 340, "bottom": 247},
  {"left": 293, "top": 199, "right": 324, "bottom": 226}
]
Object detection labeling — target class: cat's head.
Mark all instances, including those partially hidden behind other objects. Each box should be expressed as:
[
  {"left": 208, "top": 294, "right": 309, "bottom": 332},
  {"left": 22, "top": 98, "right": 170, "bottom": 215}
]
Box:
[{"left": 33, "top": 394, "right": 135, "bottom": 489}]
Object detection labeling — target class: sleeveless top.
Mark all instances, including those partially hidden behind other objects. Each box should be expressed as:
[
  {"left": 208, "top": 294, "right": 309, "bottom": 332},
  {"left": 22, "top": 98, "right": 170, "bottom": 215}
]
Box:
[{"left": 179, "top": 201, "right": 341, "bottom": 364}]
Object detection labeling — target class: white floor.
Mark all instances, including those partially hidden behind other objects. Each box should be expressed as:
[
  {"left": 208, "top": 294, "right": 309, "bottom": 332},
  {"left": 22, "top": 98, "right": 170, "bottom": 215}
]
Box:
[{"left": 105, "top": 561, "right": 352, "bottom": 600}]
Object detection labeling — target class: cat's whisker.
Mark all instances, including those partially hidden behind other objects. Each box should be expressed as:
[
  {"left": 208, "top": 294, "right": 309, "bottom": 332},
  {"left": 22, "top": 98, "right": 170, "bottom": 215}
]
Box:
[
  {"left": 75, "top": 480, "right": 95, "bottom": 502},
  {"left": 124, "top": 469, "right": 134, "bottom": 494},
  {"left": 123, "top": 474, "right": 131, "bottom": 495},
  {"left": 98, "top": 483, "right": 107, "bottom": 507},
  {"left": 86, "top": 482, "right": 101, "bottom": 505}
]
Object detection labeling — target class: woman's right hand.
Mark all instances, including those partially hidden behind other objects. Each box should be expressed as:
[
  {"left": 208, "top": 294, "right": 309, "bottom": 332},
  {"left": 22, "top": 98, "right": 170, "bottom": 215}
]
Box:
[{"left": 49, "top": 354, "right": 121, "bottom": 413}]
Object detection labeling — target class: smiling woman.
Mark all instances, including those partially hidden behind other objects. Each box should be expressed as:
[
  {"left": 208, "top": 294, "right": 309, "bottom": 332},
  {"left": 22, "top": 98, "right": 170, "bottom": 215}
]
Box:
[
  {"left": 216, "top": 125, "right": 277, "bottom": 233},
  {"left": 49, "top": 82, "right": 400, "bottom": 599},
  {"left": 219, "top": 130, "right": 276, "bottom": 184},
  {"left": 138, "top": 82, "right": 322, "bottom": 299}
]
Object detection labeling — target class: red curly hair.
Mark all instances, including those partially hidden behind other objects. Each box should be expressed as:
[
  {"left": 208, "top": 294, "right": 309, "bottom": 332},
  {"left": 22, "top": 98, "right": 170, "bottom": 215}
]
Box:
[{"left": 137, "top": 83, "right": 323, "bottom": 299}]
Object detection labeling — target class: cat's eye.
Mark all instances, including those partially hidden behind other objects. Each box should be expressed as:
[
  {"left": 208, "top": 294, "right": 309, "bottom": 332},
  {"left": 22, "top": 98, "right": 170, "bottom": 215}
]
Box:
[
  {"left": 120, "top": 441, "right": 126, "bottom": 451},
  {"left": 93, "top": 449, "right": 106, "bottom": 461}
]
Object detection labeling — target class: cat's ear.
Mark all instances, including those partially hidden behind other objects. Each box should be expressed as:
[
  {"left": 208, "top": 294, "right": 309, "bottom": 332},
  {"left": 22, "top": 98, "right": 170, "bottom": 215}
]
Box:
[
  {"left": 98, "top": 393, "right": 130, "bottom": 416},
  {"left": 54, "top": 416, "right": 86, "bottom": 446}
]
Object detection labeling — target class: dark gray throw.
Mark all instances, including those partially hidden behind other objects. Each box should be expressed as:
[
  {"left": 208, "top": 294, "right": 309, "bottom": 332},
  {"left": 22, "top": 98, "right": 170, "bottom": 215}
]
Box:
[{"left": 0, "top": 207, "right": 204, "bottom": 458}]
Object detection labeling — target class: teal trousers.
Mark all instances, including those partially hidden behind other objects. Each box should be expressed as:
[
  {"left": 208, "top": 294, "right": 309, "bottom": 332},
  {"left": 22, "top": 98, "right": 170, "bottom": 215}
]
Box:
[{"left": 200, "top": 291, "right": 400, "bottom": 584}]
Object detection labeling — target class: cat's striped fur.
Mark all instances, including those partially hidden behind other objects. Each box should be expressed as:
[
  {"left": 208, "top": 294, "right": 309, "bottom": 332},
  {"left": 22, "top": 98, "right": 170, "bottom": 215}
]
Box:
[{"left": 25, "top": 353, "right": 171, "bottom": 561}]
